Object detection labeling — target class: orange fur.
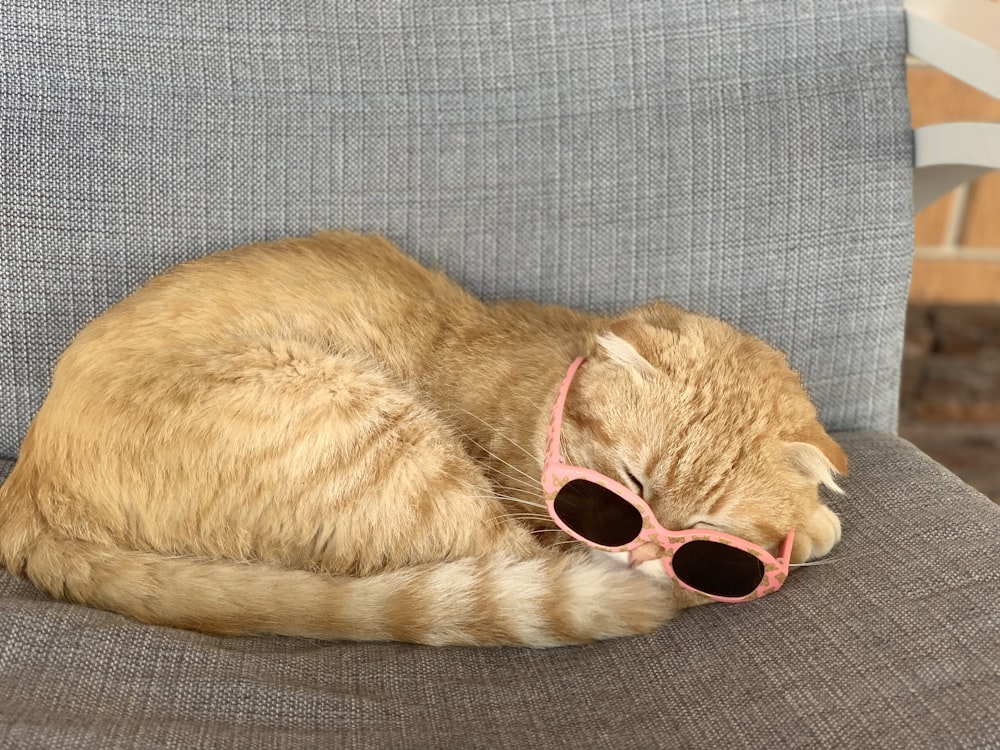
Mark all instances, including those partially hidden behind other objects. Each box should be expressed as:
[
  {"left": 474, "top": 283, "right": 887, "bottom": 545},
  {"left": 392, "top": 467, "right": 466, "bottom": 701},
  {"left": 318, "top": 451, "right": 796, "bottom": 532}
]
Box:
[{"left": 0, "top": 231, "right": 845, "bottom": 646}]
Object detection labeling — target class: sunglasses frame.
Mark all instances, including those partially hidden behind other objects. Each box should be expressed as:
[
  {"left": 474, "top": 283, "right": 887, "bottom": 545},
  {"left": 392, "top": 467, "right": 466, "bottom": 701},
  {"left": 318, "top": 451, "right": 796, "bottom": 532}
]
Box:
[{"left": 540, "top": 356, "right": 794, "bottom": 604}]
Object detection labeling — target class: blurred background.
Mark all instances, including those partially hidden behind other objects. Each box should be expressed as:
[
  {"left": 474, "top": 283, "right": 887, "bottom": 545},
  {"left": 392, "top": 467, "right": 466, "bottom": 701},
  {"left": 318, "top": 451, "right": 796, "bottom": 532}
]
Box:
[{"left": 901, "top": 59, "right": 1000, "bottom": 503}]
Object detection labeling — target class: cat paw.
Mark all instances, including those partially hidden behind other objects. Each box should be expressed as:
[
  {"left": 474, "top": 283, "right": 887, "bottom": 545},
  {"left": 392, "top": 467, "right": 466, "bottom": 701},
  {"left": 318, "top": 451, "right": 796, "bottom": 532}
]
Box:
[
  {"left": 596, "top": 570, "right": 678, "bottom": 637},
  {"left": 561, "top": 555, "right": 677, "bottom": 642},
  {"left": 792, "top": 503, "right": 841, "bottom": 563}
]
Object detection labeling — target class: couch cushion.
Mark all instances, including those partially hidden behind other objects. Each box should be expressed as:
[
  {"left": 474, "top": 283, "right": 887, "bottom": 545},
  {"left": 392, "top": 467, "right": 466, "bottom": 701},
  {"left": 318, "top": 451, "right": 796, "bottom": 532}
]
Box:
[
  {"left": 0, "top": 0, "right": 913, "bottom": 460},
  {"left": 1, "top": 433, "right": 997, "bottom": 749}
]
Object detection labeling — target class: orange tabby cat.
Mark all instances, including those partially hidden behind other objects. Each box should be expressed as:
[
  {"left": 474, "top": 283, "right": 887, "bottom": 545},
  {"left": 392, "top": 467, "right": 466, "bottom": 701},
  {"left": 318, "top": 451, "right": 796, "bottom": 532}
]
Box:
[{"left": 0, "top": 231, "right": 845, "bottom": 647}]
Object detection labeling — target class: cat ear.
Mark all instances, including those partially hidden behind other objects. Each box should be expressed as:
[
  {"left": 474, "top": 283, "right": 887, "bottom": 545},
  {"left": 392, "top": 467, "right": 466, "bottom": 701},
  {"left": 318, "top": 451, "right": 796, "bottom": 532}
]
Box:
[
  {"left": 595, "top": 320, "right": 658, "bottom": 376},
  {"left": 595, "top": 332, "right": 647, "bottom": 368},
  {"left": 784, "top": 441, "right": 845, "bottom": 494},
  {"left": 631, "top": 301, "right": 684, "bottom": 332},
  {"left": 789, "top": 422, "right": 848, "bottom": 476},
  {"left": 811, "top": 429, "right": 848, "bottom": 475}
]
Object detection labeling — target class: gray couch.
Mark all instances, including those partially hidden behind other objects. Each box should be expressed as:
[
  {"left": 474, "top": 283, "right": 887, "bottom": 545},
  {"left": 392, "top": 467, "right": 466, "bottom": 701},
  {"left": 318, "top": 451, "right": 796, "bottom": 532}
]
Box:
[{"left": 2, "top": 1, "right": 998, "bottom": 747}]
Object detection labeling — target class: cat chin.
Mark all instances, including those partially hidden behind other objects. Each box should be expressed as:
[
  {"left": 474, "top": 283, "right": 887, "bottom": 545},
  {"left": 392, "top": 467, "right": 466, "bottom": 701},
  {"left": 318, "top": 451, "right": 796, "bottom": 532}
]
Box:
[
  {"left": 631, "top": 560, "right": 670, "bottom": 580},
  {"left": 594, "top": 549, "right": 670, "bottom": 580},
  {"left": 596, "top": 549, "right": 631, "bottom": 567}
]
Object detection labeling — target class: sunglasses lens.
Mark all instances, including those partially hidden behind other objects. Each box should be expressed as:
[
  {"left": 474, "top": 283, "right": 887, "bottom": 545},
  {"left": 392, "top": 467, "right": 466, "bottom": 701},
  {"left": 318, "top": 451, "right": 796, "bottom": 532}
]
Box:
[
  {"left": 671, "top": 540, "right": 765, "bottom": 598},
  {"left": 552, "top": 479, "right": 644, "bottom": 547}
]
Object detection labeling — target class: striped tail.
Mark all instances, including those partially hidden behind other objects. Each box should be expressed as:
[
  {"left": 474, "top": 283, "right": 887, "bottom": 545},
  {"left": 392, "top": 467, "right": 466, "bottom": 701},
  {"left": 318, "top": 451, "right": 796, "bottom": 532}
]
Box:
[{"left": 15, "top": 535, "right": 675, "bottom": 647}]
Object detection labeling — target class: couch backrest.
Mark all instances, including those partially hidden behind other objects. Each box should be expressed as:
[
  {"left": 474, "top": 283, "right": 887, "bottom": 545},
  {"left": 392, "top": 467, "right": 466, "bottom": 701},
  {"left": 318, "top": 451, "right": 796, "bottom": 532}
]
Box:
[{"left": 0, "top": 0, "right": 913, "bottom": 458}]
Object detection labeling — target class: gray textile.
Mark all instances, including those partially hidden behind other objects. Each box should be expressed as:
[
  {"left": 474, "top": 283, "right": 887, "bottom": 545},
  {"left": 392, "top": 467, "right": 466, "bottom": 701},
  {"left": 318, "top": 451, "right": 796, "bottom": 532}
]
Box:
[
  {"left": 6, "top": 1, "right": 998, "bottom": 749},
  {"left": 2, "top": 434, "right": 999, "bottom": 749},
  {"left": 1, "top": 0, "right": 913, "bottom": 461}
]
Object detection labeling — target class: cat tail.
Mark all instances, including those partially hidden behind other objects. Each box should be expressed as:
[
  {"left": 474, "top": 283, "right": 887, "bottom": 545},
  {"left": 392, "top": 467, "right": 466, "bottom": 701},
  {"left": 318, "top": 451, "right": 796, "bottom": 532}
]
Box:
[{"left": 15, "top": 534, "right": 676, "bottom": 647}]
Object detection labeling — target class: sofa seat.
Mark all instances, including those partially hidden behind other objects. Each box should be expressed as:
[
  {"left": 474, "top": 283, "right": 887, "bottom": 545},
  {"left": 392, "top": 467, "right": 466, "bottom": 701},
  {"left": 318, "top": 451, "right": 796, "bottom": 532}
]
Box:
[{"left": 2, "top": 432, "right": 997, "bottom": 749}]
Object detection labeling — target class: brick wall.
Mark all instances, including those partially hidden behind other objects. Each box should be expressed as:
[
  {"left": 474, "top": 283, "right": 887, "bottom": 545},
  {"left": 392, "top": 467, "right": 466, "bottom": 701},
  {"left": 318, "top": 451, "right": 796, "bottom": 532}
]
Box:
[
  {"left": 900, "top": 63, "right": 1000, "bottom": 503},
  {"left": 909, "top": 64, "right": 1000, "bottom": 303}
]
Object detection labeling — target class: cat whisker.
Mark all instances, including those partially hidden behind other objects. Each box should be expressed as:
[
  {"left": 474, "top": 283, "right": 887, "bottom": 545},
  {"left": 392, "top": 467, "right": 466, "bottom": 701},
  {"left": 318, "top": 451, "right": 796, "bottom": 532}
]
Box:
[
  {"left": 429, "top": 465, "right": 528, "bottom": 498},
  {"left": 444, "top": 406, "right": 541, "bottom": 466},
  {"left": 454, "top": 487, "right": 536, "bottom": 506},
  {"left": 496, "top": 498, "right": 547, "bottom": 512},
  {"left": 485, "top": 466, "right": 541, "bottom": 492},
  {"left": 510, "top": 498, "right": 549, "bottom": 511},
  {"left": 466, "top": 493, "right": 523, "bottom": 503},
  {"left": 460, "top": 492, "right": 548, "bottom": 511},
  {"left": 523, "top": 394, "right": 552, "bottom": 418},
  {"left": 431, "top": 465, "right": 492, "bottom": 493},
  {"left": 486, "top": 513, "right": 552, "bottom": 532},
  {"left": 490, "top": 513, "right": 551, "bottom": 523},
  {"left": 561, "top": 442, "right": 582, "bottom": 469},
  {"left": 429, "top": 464, "right": 546, "bottom": 509},
  {"left": 788, "top": 551, "right": 878, "bottom": 567},
  {"left": 439, "top": 423, "right": 543, "bottom": 493},
  {"left": 458, "top": 431, "right": 540, "bottom": 485}
]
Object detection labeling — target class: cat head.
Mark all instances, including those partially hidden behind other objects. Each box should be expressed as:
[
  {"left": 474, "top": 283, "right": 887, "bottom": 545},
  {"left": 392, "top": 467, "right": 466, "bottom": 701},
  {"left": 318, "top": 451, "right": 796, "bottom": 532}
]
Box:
[{"left": 557, "top": 302, "right": 845, "bottom": 574}]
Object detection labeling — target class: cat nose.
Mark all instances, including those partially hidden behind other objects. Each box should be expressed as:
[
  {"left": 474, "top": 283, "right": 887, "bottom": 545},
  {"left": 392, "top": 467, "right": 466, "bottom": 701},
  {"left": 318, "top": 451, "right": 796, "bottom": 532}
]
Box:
[{"left": 628, "top": 541, "right": 665, "bottom": 567}]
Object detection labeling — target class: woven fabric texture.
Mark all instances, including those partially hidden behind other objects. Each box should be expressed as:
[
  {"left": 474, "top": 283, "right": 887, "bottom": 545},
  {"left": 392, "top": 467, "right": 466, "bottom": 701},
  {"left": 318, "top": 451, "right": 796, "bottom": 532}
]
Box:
[
  {"left": 0, "top": 0, "right": 912, "bottom": 458},
  {"left": 1, "top": 434, "right": 997, "bottom": 749}
]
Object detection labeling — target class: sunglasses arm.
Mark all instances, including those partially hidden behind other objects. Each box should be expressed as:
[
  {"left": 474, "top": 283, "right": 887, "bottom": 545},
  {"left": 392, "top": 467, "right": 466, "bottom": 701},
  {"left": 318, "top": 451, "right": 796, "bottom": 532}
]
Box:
[
  {"left": 777, "top": 529, "right": 796, "bottom": 573},
  {"left": 545, "top": 356, "right": 586, "bottom": 466}
]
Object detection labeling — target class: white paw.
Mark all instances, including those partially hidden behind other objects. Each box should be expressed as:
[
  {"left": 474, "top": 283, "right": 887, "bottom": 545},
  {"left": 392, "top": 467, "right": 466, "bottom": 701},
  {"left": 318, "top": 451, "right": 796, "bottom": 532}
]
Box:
[{"left": 793, "top": 503, "right": 842, "bottom": 563}]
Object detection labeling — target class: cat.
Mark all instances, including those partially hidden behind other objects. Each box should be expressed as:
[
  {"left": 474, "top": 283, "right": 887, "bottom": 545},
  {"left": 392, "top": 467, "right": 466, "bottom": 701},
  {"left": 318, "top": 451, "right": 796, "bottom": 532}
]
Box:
[{"left": 0, "top": 230, "right": 845, "bottom": 647}]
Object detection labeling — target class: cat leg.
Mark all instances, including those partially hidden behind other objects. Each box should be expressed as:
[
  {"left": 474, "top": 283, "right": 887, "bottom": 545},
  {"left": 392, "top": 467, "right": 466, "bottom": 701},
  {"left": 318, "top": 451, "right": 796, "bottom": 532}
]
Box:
[{"left": 151, "top": 340, "right": 544, "bottom": 574}]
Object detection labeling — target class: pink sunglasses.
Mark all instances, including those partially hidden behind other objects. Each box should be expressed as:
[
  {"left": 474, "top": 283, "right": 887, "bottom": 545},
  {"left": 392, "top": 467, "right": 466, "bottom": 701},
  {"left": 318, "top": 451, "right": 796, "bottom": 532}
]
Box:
[{"left": 541, "top": 357, "right": 794, "bottom": 603}]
